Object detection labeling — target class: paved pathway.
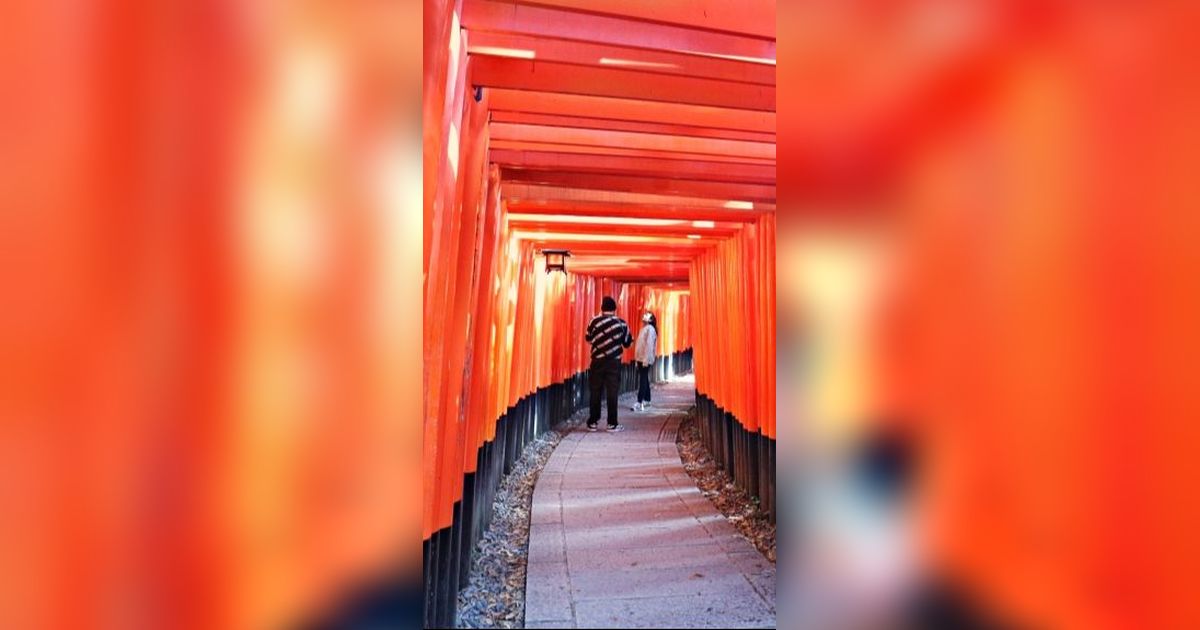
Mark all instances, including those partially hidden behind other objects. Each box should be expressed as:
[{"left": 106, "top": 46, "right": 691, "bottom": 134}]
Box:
[{"left": 524, "top": 376, "right": 776, "bottom": 629}]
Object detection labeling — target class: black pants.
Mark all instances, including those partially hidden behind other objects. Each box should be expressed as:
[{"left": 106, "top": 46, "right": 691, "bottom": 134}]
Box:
[
  {"left": 588, "top": 357, "right": 620, "bottom": 426},
  {"left": 637, "top": 363, "right": 652, "bottom": 403}
]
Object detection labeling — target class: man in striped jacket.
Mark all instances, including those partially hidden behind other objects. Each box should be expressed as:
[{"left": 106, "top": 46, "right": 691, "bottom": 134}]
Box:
[{"left": 584, "top": 296, "right": 633, "bottom": 432}]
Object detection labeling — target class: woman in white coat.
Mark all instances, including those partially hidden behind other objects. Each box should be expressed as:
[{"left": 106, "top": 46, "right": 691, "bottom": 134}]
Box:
[{"left": 633, "top": 312, "right": 657, "bottom": 411}]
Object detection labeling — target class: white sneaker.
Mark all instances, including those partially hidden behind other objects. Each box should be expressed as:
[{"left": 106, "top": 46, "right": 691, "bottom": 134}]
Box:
[{"left": 631, "top": 403, "right": 641, "bottom": 411}]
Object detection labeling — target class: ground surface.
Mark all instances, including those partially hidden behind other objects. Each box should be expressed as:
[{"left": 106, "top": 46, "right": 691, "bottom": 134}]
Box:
[{"left": 524, "top": 377, "right": 776, "bottom": 629}]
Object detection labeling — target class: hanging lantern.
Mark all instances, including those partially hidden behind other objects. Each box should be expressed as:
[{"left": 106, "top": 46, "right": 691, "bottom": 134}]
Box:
[{"left": 542, "top": 249, "right": 570, "bottom": 274}]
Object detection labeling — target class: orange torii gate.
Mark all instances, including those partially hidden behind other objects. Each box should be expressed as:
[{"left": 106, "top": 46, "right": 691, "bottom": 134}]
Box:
[{"left": 421, "top": 0, "right": 776, "bottom": 627}]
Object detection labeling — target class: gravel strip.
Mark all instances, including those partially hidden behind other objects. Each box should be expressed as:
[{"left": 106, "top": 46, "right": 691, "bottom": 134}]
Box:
[
  {"left": 456, "top": 405, "right": 592, "bottom": 628},
  {"left": 676, "top": 408, "right": 777, "bottom": 563}
]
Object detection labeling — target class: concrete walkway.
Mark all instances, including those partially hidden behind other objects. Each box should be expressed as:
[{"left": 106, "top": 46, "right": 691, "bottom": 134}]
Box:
[{"left": 524, "top": 376, "right": 776, "bottom": 629}]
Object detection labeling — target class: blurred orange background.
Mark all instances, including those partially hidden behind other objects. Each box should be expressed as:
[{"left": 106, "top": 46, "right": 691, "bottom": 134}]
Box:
[
  {"left": 778, "top": 2, "right": 1200, "bottom": 629},
  {"left": 1, "top": 1, "right": 424, "bottom": 629}
]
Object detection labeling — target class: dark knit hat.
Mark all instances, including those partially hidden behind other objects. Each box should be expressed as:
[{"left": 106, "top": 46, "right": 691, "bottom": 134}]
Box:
[{"left": 601, "top": 296, "right": 617, "bottom": 312}]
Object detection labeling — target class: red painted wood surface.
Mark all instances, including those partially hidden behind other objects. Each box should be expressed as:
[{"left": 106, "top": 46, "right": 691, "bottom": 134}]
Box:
[{"left": 424, "top": 0, "right": 777, "bottom": 546}]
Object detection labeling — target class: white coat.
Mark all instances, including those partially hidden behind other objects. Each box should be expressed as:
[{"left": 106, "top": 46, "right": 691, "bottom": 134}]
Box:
[{"left": 635, "top": 325, "right": 657, "bottom": 365}]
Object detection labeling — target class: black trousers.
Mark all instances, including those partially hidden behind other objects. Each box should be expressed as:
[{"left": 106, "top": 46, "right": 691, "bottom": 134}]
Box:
[
  {"left": 588, "top": 357, "right": 621, "bottom": 426},
  {"left": 637, "top": 363, "right": 652, "bottom": 402}
]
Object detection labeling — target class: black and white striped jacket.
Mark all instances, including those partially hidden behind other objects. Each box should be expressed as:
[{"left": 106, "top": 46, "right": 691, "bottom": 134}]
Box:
[{"left": 584, "top": 312, "right": 633, "bottom": 361}]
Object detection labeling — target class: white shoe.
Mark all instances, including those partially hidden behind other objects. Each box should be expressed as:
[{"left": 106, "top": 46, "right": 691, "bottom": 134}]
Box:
[{"left": 632, "top": 403, "right": 641, "bottom": 411}]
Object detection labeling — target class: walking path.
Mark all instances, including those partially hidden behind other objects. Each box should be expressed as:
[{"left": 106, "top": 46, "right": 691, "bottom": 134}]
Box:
[{"left": 524, "top": 376, "right": 776, "bottom": 629}]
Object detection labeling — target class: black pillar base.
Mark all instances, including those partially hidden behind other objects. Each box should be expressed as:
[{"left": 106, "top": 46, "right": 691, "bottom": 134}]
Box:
[{"left": 694, "top": 391, "right": 775, "bottom": 525}]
